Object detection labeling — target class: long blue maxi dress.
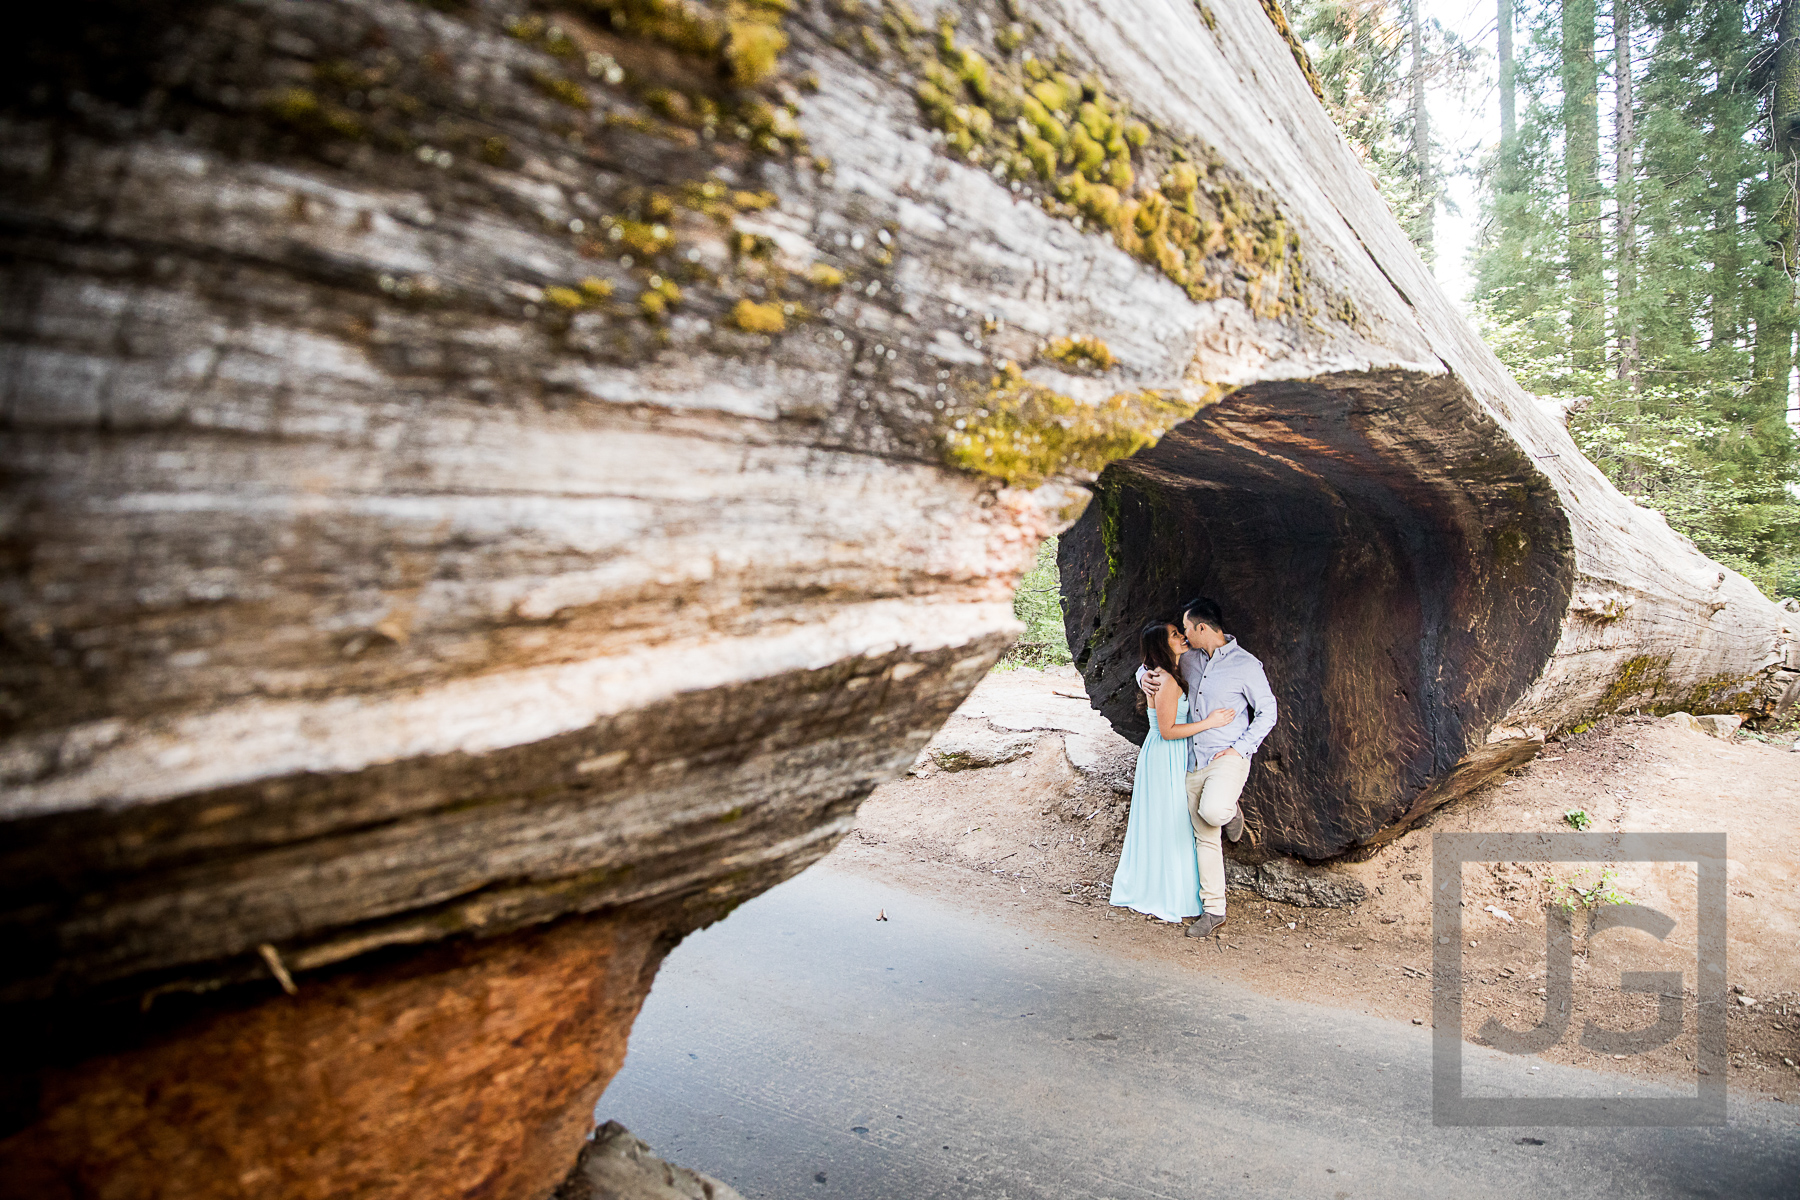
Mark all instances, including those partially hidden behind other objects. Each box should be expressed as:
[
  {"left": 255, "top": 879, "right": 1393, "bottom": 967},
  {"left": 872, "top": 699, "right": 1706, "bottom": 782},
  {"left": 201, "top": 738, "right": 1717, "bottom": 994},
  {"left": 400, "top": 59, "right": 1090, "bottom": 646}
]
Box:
[{"left": 1108, "top": 697, "right": 1203, "bottom": 922}]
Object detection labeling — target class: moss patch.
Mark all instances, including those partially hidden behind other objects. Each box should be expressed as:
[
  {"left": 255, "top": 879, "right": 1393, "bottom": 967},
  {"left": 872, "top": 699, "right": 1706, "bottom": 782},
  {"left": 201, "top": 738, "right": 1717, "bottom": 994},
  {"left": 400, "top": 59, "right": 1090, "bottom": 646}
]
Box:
[
  {"left": 1042, "top": 335, "right": 1117, "bottom": 373},
  {"left": 942, "top": 362, "right": 1228, "bottom": 488},
  {"left": 1597, "top": 653, "right": 1672, "bottom": 712},
  {"left": 1682, "top": 672, "right": 1755, "bottom": 713},
  {"left": 847, "top": 4, "right": 1327, "bottom": 323},
  {"left": 1254, "top": 0, "right": 1328, "bottom": 105},
  {"left": 732, "top": 298, "right": 787, "bottom": 332}
]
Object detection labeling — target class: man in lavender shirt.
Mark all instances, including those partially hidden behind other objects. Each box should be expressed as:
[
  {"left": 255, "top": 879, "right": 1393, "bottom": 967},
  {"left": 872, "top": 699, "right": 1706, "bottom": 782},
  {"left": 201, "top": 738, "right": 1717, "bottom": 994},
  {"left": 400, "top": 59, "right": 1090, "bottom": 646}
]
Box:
[{"left": 1138, "top": 596, "right": 1278, "bottom": 939}]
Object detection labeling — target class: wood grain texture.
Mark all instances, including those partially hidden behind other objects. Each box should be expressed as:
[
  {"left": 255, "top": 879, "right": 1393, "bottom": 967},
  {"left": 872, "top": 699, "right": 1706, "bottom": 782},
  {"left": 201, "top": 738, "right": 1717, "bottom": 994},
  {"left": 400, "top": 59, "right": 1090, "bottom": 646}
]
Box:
[{"left": 1, "top": 908, "right": 668, "bottom": 1200}]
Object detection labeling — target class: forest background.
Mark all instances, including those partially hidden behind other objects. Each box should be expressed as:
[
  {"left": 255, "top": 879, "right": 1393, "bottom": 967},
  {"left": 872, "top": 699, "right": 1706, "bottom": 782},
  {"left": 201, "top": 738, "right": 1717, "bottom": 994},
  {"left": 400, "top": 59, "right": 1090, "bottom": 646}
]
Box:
[{"left": 1006, "top": 0, "right": 1799, "bottom": 667}]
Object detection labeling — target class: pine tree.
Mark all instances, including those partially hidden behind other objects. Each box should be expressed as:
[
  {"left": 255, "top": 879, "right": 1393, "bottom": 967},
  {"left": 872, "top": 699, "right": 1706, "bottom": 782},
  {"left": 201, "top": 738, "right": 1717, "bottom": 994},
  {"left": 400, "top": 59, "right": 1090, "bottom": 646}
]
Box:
[
  {"left": 1466, "top": 0, "right": 1800, "bottom": 597},
  {"left": 1408, "top": 0, "right": 1436, "bottom": 261},
  {"left": 1563, "top": 0, "right": 1604, "bottom": 371},
  {"left": 1290, "top": 0, "right": 1474, "bottom": 260},
  {"left": 1614, "top": 0, "right": 1639, "bottom": 391}
]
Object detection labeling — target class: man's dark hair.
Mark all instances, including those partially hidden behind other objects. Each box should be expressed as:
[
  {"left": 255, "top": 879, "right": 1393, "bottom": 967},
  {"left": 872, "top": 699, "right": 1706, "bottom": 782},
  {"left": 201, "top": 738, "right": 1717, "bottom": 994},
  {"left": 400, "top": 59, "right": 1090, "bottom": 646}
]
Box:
[{"left": 1181, "top": 596, "right": 1225, "bottom": 632}]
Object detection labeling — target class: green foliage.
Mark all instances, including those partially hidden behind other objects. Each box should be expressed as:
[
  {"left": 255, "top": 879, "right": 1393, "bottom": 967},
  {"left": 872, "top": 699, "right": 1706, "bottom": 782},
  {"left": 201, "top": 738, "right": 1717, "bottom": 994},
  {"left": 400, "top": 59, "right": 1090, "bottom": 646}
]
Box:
[
  {"left": 1467, "top": 0, "right": 1800, "bottom": 602},
  {"left": 1288, "top": 0, "right": 1479, "bottom": 262},
  {"left": 1549, "top": 865, "right": 1630, "bottom": 910},
  {"left": 1476, "top": 309, "right": 1800, "bottom": 598},
  {"left": 1561, "top": 808, "right": 1592, "bottom": 830},
  {"left": 1000, "top": 537, "right": 1073, "bottom": 669}
]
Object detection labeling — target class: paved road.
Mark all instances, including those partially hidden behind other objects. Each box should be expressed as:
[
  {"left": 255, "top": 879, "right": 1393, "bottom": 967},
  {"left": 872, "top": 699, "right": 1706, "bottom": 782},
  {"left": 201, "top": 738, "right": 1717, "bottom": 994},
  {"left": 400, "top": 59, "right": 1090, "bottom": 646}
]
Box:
[{"left": 597, "top": 867, "right": 1798, "bottom": 1199}]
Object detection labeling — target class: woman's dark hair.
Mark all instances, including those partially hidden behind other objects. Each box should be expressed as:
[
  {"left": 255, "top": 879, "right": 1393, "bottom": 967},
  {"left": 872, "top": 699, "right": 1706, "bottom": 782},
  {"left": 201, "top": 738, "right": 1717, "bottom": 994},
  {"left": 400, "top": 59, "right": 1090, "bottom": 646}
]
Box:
[{"left": 1137, "top": 620, "right": 1183, "bottom": 711}]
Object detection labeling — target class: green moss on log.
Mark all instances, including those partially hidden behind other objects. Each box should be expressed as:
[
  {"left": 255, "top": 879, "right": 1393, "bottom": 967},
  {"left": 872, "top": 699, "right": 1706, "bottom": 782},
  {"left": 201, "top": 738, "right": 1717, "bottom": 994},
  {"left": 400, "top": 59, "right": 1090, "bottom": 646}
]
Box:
[
  {"left": 942, "top": 362, "right": 1228, "bottom": 488},
  {"left": 856, "top": 3, "right": 1320, "bottom": 322}
]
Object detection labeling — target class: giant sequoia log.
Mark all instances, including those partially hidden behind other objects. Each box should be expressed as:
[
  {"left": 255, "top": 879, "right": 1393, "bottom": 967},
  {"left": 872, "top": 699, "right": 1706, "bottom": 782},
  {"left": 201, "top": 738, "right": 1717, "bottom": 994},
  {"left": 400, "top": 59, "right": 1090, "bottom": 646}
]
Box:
[{"left": 0, "top": 0, "right": 1793, "bottom": 1195}]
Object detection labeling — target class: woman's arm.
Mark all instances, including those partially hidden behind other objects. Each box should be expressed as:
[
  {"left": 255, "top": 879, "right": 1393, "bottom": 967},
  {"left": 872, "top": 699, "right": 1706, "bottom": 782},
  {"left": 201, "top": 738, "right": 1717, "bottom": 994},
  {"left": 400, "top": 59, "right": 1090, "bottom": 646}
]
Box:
[{"left": 1155, "top": 680, "right": 1235, "bottom": 739}]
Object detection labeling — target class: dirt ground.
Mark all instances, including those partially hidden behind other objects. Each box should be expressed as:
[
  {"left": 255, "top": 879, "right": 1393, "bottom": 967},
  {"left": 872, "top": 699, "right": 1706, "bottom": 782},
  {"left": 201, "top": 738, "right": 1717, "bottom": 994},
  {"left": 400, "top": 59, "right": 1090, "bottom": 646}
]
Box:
[{"left": 826, "top": 667, "right": 1800, "bottom": 1105}]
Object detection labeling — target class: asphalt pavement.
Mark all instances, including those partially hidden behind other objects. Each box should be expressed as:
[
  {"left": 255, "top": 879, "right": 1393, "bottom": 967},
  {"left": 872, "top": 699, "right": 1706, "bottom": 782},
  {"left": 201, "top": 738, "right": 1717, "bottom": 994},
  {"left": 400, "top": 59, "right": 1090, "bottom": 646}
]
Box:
[{"left": 596, "top": 866, "right": 1799, "bottom": 1199}]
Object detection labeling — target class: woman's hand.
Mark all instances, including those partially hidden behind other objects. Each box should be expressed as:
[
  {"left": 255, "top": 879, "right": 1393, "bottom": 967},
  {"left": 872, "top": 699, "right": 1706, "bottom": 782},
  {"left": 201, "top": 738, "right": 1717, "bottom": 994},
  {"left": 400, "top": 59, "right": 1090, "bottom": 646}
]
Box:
[{"left": 1203, "top": 706, "right": 1236, "bottom": 729}]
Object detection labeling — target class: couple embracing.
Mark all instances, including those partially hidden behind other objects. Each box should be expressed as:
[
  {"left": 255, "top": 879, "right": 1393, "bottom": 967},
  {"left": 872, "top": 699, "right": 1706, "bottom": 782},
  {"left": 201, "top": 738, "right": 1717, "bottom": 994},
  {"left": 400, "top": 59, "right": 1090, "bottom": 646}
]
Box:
[{"left": 1108, "top": 597, "right": 1277, "bottom": 939}]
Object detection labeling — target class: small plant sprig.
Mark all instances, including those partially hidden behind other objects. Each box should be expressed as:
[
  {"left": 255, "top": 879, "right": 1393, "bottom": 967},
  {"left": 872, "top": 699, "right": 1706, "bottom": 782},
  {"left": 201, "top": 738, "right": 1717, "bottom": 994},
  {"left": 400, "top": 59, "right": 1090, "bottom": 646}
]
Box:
[
  {"left": 1549, "top": 866, "right": 1631, "bottom": 912},
  {"left": 1562, "top": 808, "right": 1592, "bottom": 830}
]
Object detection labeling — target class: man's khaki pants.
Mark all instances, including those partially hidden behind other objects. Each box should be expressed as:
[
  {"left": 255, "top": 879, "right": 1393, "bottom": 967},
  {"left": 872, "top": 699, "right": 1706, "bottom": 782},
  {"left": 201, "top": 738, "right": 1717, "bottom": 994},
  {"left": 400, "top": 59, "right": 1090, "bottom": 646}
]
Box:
[{"left": 1184, "top": 753, "right": 1249, "bottom": 917}]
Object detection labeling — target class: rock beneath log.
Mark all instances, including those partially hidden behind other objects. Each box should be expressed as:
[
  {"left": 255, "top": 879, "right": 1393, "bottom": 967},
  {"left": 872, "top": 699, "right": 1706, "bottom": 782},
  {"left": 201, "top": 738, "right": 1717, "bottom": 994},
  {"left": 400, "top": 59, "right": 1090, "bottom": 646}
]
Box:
[
  {"left": 1696, "top": 714, "right": 1746, "bottom": 740},
  {"left": 927, "top": 722, "right": 1039, "bottom": 772},
  {"left": 947, "top": 667, "right": 1138, "bottom": 791},
  {"left": 1062, "top": 732, "right": 1139, "bottom": 796},
  {"left": 1659, "top": 711, "right": 1744, "bottom": 740},
  {"left": 1226, "top": 859, "right": 1369, "bottom": 910},
  {"left": 553, "top": 1123, "right": 745, "bottom": 1200}
]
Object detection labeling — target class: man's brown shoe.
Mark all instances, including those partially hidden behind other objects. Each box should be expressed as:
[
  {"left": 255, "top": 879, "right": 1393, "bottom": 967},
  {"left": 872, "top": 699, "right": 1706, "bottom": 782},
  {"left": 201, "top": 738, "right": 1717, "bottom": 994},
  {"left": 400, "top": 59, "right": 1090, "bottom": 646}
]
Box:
[
  {"left": 1186, "top": 912, "right": 1227, "bottom": 938},
  {"left": 1223, "top": 807, "right": 1245, "bottom": 843}
]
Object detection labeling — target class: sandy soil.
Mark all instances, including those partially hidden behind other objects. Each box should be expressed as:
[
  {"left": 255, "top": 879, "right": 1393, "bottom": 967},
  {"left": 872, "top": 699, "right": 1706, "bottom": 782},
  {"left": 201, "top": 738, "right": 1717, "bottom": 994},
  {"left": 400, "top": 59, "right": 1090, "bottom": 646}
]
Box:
[{"left": 827, "top": 668, "right": 1800, "bottom": 1104}]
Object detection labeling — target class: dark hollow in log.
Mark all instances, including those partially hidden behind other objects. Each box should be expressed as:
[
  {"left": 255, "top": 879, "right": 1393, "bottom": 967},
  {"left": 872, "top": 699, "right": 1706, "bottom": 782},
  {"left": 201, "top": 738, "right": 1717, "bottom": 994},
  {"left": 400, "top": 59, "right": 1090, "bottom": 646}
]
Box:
[{"left": 1062, "top": 371, "right": 1574, "bottom": 862}]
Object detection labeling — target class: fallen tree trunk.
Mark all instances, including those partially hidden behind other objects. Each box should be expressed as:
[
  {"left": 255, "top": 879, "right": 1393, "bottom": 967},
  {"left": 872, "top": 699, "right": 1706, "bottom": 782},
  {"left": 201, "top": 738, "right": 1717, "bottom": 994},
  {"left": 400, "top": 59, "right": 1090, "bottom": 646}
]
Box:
[
  {"left": 0, "top": 0, "right": 1792, "bottom": 1194},
  {"left": 1059, "top": 371, "right": 1797, "bottom": 861}
]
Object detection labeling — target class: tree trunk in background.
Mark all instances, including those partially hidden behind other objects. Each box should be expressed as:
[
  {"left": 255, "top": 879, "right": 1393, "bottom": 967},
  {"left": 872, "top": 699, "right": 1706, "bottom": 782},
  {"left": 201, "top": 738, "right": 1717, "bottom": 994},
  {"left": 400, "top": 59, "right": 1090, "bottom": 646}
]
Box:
[
  {"left": 1563, "top": 0, "right": 1604, "bottom": 370},
  {"left": 1410, "top": 0, "right": 1435, "bottom": 262},
  {"left": 1499, "top": 0, "right": 1518, "bottom": 190},
  {"left": 1757, "top": 0, "right": 1799, "bottom": 417},
  {"left": 0, "top": 0, "right": 1792, "bottom": 1195},
  {"left": 1778, "top": 0, "right": 1799, "bottom": 269},
  {"left": 1614, "top": 0, "right": 1639, "bottom": 392},
  {"left": 1751, "top": 274, "right": 1797, "bottom": 420},
  {"left": 1613, "top": 0, "right": 1644, "bottom": 494}
]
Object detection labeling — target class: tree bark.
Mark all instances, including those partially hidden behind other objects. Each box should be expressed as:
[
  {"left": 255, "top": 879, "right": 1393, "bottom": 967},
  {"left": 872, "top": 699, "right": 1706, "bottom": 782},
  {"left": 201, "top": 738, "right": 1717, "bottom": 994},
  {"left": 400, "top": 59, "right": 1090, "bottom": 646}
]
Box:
[
  {"left": 1563, "top": 0, "right": 1604, "bottom": 370},
  {"left": 1409, "top": 0, "right": 1435, "bottom": 261},
  {"left": 1497, "top": 0, "right": 1512, "bottom": 149},
  {"left": 0, "top": 0, "right": 1792, "bottom": 1194},
  {"left": 1499, "top": 0, "right": 1518, "bottom": 187},
  {"left": 1778, "top": 0, "right": 1799, "bottom": 275},
  {"left": 1756, "top": 0, "right": 1799, "bottom": 416},
  {"left": 1614, "top": 0, "right": 1639, "bottom": 393}
]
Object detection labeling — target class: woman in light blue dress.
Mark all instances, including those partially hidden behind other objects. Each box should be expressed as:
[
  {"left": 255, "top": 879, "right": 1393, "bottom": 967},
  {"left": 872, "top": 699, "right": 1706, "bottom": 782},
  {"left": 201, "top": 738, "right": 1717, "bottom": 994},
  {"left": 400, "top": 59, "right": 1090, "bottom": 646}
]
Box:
[{"left": 1109, "top": 620, "right": 1237, "bottom": 923}]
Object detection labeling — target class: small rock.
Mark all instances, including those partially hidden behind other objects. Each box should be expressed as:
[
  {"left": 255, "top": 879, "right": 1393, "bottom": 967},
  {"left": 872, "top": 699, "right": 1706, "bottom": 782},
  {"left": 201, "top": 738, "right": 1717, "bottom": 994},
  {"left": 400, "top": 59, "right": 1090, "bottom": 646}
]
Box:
[
  {"left": 1412, "top": 1018, "right": 1424, "bottom": 1025},
  {"left": 1694, "top": 713, "right": 1743, "bottom": 740},
  {"left": 1225, "top": 857, "right": 1368, "bottom": 909},
  {"left": 555, "top": 1122, "right": 747, "bottom": 1200},
  {"left": 1659, "top": 711, "right": 1706, "bottom": 734},
  {"left": 1061, "top": 731, "right": 1138, "bottom": 795},
  {"left": 925, "top": 721, "right": 1036, "bottom": 771},
  {"left": 1737, "top": 995, "right": 1757, "bottom": 1007}
]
